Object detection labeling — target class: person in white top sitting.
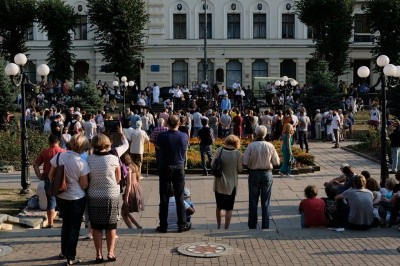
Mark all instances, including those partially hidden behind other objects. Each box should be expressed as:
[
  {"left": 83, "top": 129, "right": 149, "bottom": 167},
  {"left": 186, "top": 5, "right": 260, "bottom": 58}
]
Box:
[
  {"left": 218, "top": 86, "right": 228, "bottom": 102},
  {"left": 232, "top": 80, "right": 241, "bottom": 90},
  {"left": 167, "top": 188, "right": 195, "bottom": 229}
]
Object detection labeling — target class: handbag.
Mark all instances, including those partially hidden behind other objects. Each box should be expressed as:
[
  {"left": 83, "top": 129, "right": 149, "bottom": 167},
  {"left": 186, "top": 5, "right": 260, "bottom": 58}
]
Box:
[
  {"left": 289, "top": 156, "right": 297, "bottom": 167},
  {"left": 211, "top": 148, "right": 224, "bottom": 178},
  {"left": 47, "top": 153, "right": 67, "bottom": 196}
]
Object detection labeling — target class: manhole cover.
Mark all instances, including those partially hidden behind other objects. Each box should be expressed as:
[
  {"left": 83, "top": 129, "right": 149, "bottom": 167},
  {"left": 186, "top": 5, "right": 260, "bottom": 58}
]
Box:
[
  {"left": 177, "top": 242, "right": 234, "bottom": 258},
  {"left": 0, "top": 245, "right": 13, "bottom": 257}
]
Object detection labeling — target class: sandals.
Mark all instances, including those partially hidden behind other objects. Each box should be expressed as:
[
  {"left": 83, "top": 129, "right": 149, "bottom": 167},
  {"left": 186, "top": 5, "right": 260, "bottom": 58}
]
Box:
[
  {"left": 95, "top": 255, "right": 104, "bottom": 264},
  {"left": 107, "top": 254, "right": 117, "bottom": 261}
]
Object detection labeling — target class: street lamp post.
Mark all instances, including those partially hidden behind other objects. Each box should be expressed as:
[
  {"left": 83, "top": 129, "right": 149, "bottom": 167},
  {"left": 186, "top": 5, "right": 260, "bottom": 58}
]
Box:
[
  {"left": 357, "top": 55, "right": 400, "bottom": 186},
  {"left": 128, "top": 80, "right": 135, "bottom": 112},
  {"left": 4, "top": 53, "right": 49, "bottom": 194},
  {"left": 120, "top": 76, "right": 128, "bottom": 115}
]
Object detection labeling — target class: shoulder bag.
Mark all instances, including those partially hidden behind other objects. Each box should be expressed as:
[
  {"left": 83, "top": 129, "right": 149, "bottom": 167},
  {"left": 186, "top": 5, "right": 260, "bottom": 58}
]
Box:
[
  {"left": 212, "top": 148, "right": 224, "bottom": 178},
  {"left": 47, "top": 153, "right": 67, "bottom": 196}
]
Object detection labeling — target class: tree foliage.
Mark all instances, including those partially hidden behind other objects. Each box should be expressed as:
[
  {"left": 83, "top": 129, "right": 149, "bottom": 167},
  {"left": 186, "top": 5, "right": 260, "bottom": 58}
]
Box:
[
  {"left": 36, "top": 0, "right": 76, "bottom": 81},
  {"left": 87, "top": 0, "right": 149, "bottom": 80},
  {"left": 295, "top": 0, "right": 355, "bottom": 78},
  {"left": 67, "top": 76, "right": 104, "bottom": 113},
  {"left": 0, "top": 56, "right": 18, "bottom": 129},
  {"left": 0, "top": 0, "right": 37, "bottom": 62},
  {"left": 302, "top": 60, "right": 342, "bottom": 116}
]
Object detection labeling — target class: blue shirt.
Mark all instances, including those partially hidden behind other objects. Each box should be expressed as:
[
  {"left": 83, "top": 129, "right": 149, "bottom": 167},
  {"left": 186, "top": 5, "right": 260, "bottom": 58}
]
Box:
[
  {"left": 221, "top": 98, "right": 231, "bottom": 111},
  {"left": 156, "top": 130, "right": 188, "bottom": 167},
  {"left": 128, "top": 114, "right": 141, "bottom": 129}
]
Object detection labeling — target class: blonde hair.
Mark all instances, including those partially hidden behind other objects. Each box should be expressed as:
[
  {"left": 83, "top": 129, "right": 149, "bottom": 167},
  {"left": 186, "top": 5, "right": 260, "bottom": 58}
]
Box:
[
  {"left": 69, "top": 134, "right": 89, "bottom": 154},
  {"left": 121, "top": 153, "right": 141, "bottom": 182},
  {"left": 385, "top": 177, "right": 397, "bottom": 191},
  {"left": 91, "top": 134, "right": 111, "bottom": 151},
  {"left": 224, "top": 135, "right": 241, "bottom": 149},
  {"left": 284, "top": 124, "right": 294, "bottom": 134}
]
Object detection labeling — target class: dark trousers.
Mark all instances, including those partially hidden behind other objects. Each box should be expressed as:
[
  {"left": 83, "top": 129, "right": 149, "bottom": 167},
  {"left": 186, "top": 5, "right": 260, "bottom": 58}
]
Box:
[
  {"left": 298, "top": 131, "right": 309, "bottom": 152},
  {"left": 56, "top": 196, "right": 86, "bottom": 260},
  {"left": 200, "top": 145, "right": 212, "bottom": 175},
  {"left": 159, "top": 165, "right": 186, "bottom": 229},
  {"left": 379, "top": 201, "right": 400, "bottom": 223}
]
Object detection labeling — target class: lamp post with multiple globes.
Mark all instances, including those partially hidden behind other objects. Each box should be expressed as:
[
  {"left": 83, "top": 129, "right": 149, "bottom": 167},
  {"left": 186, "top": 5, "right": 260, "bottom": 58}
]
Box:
[
  {"left": 116, "top": 76, "right": 134, "bottom": 115},
  {"left": 275, "top": 76, "right": 297, "bottom": 111},
  {"left": 4, "top": 53, "right": 50, "bottom": 194},
  {"left": 357, "top": 55, "right": 400, "bottom": 186}
]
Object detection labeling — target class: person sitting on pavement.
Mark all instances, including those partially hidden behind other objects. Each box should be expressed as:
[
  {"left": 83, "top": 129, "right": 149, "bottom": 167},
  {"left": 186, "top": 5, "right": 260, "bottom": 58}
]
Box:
[
  {"left": 335, "top": 174, "right": 379, "bottom": 230},
  {"left": 299, "top": 185, "right": 326, "bottom": 228},
  {"left": 378, "top": 176, "right": 400, "bottom": 227},
  {"left": 183, "top": 188, "right": 195, "bottom": 224},
  {"left": 324, "top": 163, "right": 350, "bottom": 187},
  {"left": 167, "top": 187, "right": 195, "bottom": 230},
  {"left": 321, "top": 184, "right": 345, "bottom": 228}
]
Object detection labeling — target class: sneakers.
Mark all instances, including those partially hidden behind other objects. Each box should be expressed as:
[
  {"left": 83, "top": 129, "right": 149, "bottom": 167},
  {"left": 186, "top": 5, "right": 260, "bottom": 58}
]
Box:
[
  {"left": 85, "top": 233, "right": 92, "bottom": 239},
  {"left": 178, "top": 223, "right": 192, "bottom": 233},
  {"left": 286, "top": 174, "right": 294, "bottom": 178},
  {"left": 156, "top": 226, "right": 167, "bottom": 233},
  {"left": 67, "top": 258, "right": 81, "bottom": 265},
  {"left": 278, "top": 171, "right": 284, "bottom": 177}
]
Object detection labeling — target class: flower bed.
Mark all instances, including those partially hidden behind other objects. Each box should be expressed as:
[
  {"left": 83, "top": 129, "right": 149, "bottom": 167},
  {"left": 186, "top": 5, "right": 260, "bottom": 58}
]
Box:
[{"left": 144, "top": 138, "right": 315, "bottom": 169}]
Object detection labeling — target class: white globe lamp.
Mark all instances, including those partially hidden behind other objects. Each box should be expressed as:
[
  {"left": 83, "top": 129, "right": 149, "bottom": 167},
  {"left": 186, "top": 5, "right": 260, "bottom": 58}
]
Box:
[
  {"left": 112, "top": 80, "right": 119, "bottom": 87},
  {"left": 129, "top": 81, "right": 135, "bottom": 87},
  {"left": 5, "top": 63, "right": 19, "bottom": 77},
  {"left": 383, "top": 64, "right": 397, "bottom": 77},
  {"left": 14, "top": 53, "right": 27, "bottom": 66},
  {"left": 357, "top": 66, "right": 370, "bottom": 78},
  {"left": 37, "top": 64, "right": 50, "bottom": 77},
  {"left": 121, "top": 76, "right": 127, "bottom": 82},
  {"left": 377, "top": 55, "right": 390, "bottom": 67}
]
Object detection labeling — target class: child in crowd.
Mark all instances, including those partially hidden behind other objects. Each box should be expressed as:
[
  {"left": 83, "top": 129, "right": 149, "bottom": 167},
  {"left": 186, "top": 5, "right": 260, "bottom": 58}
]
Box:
[
  {"left": 183, "top": 188, "right": 195, "bottom": 223},
  {"left": 365, "top": 178, "right": 382, "bottom": 221},
  {"left": 167, "top": 188, "right": 195, "bottom": 230},
  {"left": 321, "top": 184, "right": 342, "bottom": 228},
  {"left": 299, "top": 185, "right": 326, "bottom": 228},
  {"left": 379, "top": 174, "right": 400, "bottom": 227}
]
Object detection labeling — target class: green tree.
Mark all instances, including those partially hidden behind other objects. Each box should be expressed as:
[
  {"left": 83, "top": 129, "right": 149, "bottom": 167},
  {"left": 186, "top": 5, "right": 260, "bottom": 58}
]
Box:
[
  {"left": 295, "top": 0, "right": 356, "bottom": 77},
  {"left": 0, "top": 0, "right": 37, "bottom": 62},
  {"left": 302, "top": 60, "right": 342, "bottom": 116},
  {"left": 0, "top": 56, "right": 18, "bottom": 129},
  {"left": 87, "top": 0, "right": 149, "bottom": 79},
  {"left": 36, "top": 0, "right": 76, "bottom": 81},
  {"left": 68, "top": 76, "right": 104, "bottom": 113}
]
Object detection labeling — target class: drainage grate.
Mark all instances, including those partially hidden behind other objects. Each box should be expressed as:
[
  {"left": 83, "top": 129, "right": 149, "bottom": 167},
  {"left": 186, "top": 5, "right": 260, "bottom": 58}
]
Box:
[{"left": 177, "top": 242, "right": 234, "bottom": 258}]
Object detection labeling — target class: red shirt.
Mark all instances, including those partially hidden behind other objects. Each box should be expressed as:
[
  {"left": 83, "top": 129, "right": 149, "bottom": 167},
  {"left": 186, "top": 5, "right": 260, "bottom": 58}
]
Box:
[
  {"left": 34, "top": 145, "right": 66, "bottom": 177},
  {"left": 299, "top": 197, "right": 326, "bottom": 227}
]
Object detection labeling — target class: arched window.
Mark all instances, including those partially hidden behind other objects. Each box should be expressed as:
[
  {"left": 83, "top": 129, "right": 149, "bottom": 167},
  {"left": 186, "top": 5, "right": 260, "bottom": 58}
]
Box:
[
  {"left": 74, "top": 60, "right": 89, "bottom": 80},
  {"left": 172, "top": 60, "right": 188, "bottom": 86},
  {"left": 280, "top": 59, "right": 296, "bottom": 79},
  {"left": 197, "top": 60, "right": 214, "bottom": 84},
  {"left": 252, "top": 60, "right": 268, "bottom": 78},
  {"left": 226, "top": 60, "right": 242, "bottom": 88}
]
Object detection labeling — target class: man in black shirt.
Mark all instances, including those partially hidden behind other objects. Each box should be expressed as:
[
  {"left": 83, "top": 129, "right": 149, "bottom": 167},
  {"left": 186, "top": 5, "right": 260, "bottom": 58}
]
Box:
[
  {"left": 50, "top": 114, "right": 62, "bottom": 140},
  {"left": 197, "top": 118, "right": 214, "bottom": 176},
  {"left": 156, "top": 115, "right": 191, "bottom": 233}
]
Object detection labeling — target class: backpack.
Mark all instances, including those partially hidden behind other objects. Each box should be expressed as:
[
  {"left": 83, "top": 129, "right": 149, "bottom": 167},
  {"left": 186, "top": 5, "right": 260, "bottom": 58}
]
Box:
[
  {"left": 109, "top": 149, "right": 129, "bottom": 193},
  {"left": 211, "top": 148, "right": 223, "bottom": 178},
  {"left": 69, "top": 120, "right": 79, "bottom": 136}
]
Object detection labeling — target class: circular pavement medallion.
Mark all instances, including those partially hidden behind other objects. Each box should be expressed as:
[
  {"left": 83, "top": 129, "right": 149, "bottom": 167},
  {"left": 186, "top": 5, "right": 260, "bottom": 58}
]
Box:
[
  {"left": 177, "top": 242, "right": 234, "bottom": 258},
  {"left": 0, "top": 245, "right": 13, "bottom": 257}
]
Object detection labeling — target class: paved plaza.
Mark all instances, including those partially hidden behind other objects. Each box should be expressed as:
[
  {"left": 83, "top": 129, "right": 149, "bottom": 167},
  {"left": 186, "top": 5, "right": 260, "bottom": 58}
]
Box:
[{"left": 1, "top": 141, "right": 399, "bottom": 265}]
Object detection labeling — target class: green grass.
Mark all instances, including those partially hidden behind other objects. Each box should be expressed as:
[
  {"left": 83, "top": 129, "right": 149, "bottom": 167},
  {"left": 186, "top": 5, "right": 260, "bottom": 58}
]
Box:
[{"left": 0, "top": 189, "right": 36, "bottom": 216}]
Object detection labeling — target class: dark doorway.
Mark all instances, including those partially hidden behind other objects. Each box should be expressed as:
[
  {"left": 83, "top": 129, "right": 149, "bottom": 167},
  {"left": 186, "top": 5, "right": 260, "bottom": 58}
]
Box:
[{"left": 74, "top": 61, "right": 89, "bottom": 81}]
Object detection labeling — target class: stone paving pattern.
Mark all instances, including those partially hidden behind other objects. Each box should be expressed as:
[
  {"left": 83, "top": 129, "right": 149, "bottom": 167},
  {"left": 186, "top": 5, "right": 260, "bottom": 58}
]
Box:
[{"left": 1, "top": 141, "right": 399, "bottom": 265}]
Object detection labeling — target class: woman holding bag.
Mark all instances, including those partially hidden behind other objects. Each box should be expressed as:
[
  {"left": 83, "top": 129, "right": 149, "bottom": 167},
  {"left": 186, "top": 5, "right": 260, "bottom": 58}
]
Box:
[
  {"left": 211, "top": 135, "right": 243, "bottom": 229},
  {"left": 279, "top": 124, "right": 295, "bottom": 178},
  {"left": 49, "top": 134, "right": 90, "bottom": 265}
]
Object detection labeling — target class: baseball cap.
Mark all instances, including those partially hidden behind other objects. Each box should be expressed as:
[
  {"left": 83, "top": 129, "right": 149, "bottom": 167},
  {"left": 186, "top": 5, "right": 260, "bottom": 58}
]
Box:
[
  {"left": 183, "top": 188, "right": 191, "bottom": 197},
  {"left": 340, "top": 163, "right": 350, "bottom": 169}
]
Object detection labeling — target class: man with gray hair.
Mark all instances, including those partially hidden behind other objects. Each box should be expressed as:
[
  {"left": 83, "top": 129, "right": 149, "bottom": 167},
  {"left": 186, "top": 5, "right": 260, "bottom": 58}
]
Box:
[
  {"left": 243, "top": 125, "right": 280, "bottom": 229},
  {"left": 130, "top": 120, "right": 150, "bottom": 176},
  {"left": 151, "top": 118, "right": 169, "bottom": 170}
]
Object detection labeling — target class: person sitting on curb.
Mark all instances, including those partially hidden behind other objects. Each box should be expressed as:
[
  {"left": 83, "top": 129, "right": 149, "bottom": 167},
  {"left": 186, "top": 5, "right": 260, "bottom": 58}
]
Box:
[
  {"left": 299, "top": 185, "right": 326, "bottom": 228},
  {"left": 167, "top": 187, "right": 195, "bottom": 230}
]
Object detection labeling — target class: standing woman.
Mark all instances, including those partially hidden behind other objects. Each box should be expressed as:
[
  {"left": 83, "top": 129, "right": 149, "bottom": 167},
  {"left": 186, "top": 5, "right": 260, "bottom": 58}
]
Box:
[
  {"left": 244, "top": 110, "right": 255, "bottom": 139},
  {"left": 49, "top": 134, "right": 90, "bottom": 265},
  {"left": 274, "top": 110, "right": 283, "bottom": 140},
  {"left": 87, "top": 134, "right": 121, "bottom": 263},
  {"left": 211, "top": 135, "right": 243, "bottom": 229},
  {"left": 281, "top": 110, "right": 292, "bottom": 136},
  {"left": 120, "top": 153, "right": 144, "bottom": 229},
  {"left": 279, "top": 124, "right": 295, "bottom": 178}
]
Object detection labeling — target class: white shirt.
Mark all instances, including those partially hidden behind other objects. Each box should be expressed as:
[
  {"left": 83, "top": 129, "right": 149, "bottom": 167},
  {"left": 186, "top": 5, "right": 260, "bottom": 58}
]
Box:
[
  {"left": 138, "top": 98, "right": 146, "bottom": 106},
  {"left": 232, "top": 82, "right": 241, "bottom": 90},
  {"left": 130, "top": 128, "right": 149, "bottom": 154},
  {"left": 50, "top": 151, "right": 90, "bottom": 200},
  {"left": 218, "top": 90, "right": 228, "bottom": 96},
  {"left": 167, "top": 197, "right": 190, "bottom": 229},
  {"left": 370, "top": 109, "right": 380, "bottom": 121},
  {"left": 193, "top": 112, "right": 203, "bottom": 127},
  {"left": 331, "top": 115, "right": 341, "bottom": 130},
  {"left": 235, "top": 90, "right": 245, "bottom": 97},
  {"left": 173, "top": 88, "right": 182, "bottom": 98}
]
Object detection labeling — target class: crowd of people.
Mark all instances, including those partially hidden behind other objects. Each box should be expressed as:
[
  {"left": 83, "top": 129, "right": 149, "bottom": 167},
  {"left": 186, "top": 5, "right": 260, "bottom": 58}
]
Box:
[{"left": 19, "top": 77, "right": 400, "bottom": 264}]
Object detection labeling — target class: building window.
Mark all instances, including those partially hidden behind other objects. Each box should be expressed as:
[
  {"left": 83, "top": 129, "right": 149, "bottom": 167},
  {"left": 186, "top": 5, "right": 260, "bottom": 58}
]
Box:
[
  {"left": 354, "top": 14, "right": 373, "bottom": 42},
  {"left": 24, "top": 26, "right": 34, "bottom": 41},
  {"left": 75, "top": 15, "right": 87, "bottom": 40},
  {"left": 307, "top": 26, "right": 314, "bottom": 39},
  {"left": 226, "top": 60, "right": 242, "bottom": 88},
  {"left": 227, "top": 14, "right": 240, "bottom": 39},
  {"left": 282, "top": 14, "right": 295, "bottom": 39},
  {"left": 74, "top": 61, "right": 89, "bottom": 80},
  {"left": 252, "top": 60, "right": 268, "bottom": 78},
  {"left": 253, "top": 14, "right": 266, "bottom": 39},
  {"left": 199, "top": 14, "right": 212, "bottom": 39},
  {"left": 25, "top": 61, "right": 37, "bottom": 83},
  {"left": 172, "top": 60, "right": 188, "bottom": 86},
  {"left": 197, "top": 60, "right": 214, "bottom": 84},
  {"left": 280, "top": 59, "right": 296, "bottom": 80},
  {"left": 173, "top": 14, "right": 187, "bottom": 39}
]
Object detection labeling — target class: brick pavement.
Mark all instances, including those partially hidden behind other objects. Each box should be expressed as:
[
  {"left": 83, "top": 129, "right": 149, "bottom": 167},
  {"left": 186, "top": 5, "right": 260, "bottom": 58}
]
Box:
[{"left": 1, "top": 141, "right": 399, "bottom": 265}]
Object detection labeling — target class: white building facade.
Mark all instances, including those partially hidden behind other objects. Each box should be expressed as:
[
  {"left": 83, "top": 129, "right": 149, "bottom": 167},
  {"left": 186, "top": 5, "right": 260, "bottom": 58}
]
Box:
[{"left": 23, "top": 0, "right": 376, "bottom": 88}]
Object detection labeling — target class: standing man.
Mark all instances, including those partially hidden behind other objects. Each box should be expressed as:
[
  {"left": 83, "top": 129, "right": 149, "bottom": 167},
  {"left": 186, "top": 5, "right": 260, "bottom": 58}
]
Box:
[
  {"left": 156, "top": 115, "right": 191, "bottom": 232},
  {"left": 221, "top": 94, "right": 231, "bottom": 112},
  {"left": 173, "top": 86, "right": 183, "bottom": 110},
  {"left": 235, "top": 87, "right": 245, "bottom": 112},
  {"left": 159, "top": 108, "right": 169, "bottom": 127},
  {"left": 389, "top": 119, "right": 400, "bottom": 174},
  {"left": 127, "top": 109, "right": 141, "bottom": 129},
  {"left": 197, "top": 119, "right": 214, "bottom": 176},
  {"left": 331, "top": 110, "right": 341, "bottom": 148},
  {"left": 152, "top": 83, "right": 160, "bottom": 104},
  {"left": 50, "top": 114, "right": 62, "bottom": 140},
  {"left": 298, "top": 107, "right": 311, "bottom": 153},
  {"left": 243, "top": 126, "right": 280, "bottom": 229},
  {"left": 150, "top": 118, "right": 168, "bottom": 171},
  {"left": 232, "top": 79, "right": 241, "bottom": 90},
  {"left": 314, "top": 109, "right": 323, "bottom": 140},
  {"left": 130, "top": 121, "right": 150, "bottom": 176},
  {"left": 192, "top": 109, "right": 202, "bottom": 137},
  {"left": 220, "top": 109, "right": 232, "bottom": 138},
  {"left": 33, "top": 135, "right": 66, "bottom": 228}
]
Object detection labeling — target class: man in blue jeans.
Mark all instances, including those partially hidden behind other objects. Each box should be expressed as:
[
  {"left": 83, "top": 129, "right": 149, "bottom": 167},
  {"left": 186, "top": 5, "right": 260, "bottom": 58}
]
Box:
[
  {"left": 156, "top": 115, "right": 191, "bottom": 233},
  {"left": 243, "top": 125, "right": 280, "bottom": 229},
  {"left": 197, "top": 118, "right": 214, "bottom": 176}
]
